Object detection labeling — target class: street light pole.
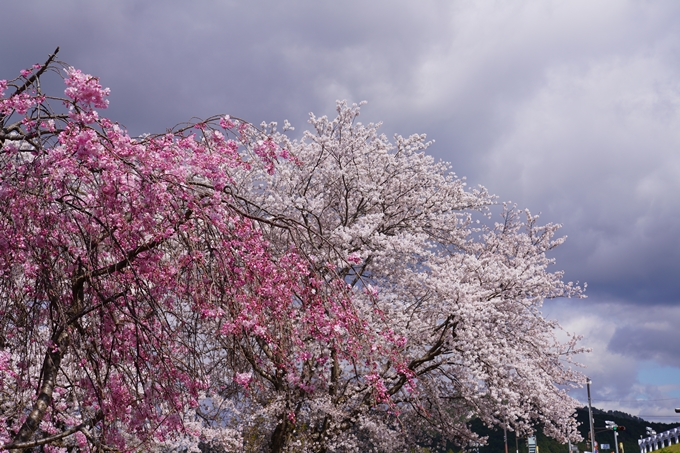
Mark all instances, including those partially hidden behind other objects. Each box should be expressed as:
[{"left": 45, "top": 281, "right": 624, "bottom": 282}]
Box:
[
  {"left": 606, "top": 421, "right": 623, "bottom": 453},
  {"left": 614, "top": 429, "right": 619, "bottom": 453},
  {"left": 587, "top": 378, "right": 596, "bottom": 453}
]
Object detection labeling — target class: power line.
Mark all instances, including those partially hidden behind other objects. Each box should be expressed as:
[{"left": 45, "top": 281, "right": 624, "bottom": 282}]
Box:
[
  {"left": 593, "top": 398, "right": 680, "bottom": 403},
  {"left": 636, "top": 415, "right": 680, "bottom": 418}
]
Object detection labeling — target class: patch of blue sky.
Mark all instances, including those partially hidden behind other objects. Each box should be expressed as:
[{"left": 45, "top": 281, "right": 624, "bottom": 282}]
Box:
[{"left": 637, "top": 361, "right": 680, "bottom": 399}]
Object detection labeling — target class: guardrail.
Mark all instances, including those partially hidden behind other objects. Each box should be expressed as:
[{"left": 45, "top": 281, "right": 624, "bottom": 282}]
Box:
[{"left": 639, "top": 427, "right": 680, "bottom": 453}]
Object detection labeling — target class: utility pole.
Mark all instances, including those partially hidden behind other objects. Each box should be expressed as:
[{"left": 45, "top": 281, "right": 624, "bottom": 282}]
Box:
[
  {"left": 504, "top": 425, "right": 509, "bottom": 453},
  {"left": 587, "top": 378, "right": 596, "bottom": 453}
]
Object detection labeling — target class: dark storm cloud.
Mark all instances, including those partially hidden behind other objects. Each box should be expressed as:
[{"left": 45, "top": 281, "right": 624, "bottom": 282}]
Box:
[
  {"left": 1, "top": 0, "right": 453, "bottom": 136},
  {"left": 609, "top": 321, "right": 680, "bottom": 367}
]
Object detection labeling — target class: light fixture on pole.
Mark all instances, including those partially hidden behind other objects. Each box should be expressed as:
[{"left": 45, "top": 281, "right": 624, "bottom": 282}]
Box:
[{"left": 605, "top": 421, "right": 622, "bottom": 453}]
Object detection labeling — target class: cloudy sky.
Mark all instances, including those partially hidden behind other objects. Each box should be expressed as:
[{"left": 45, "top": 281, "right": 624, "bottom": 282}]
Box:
[{"left": 3, "top": 0, "right": 680, "bottom": 424}]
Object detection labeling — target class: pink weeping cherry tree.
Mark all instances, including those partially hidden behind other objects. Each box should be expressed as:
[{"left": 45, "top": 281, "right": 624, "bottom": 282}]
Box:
[
  {"left": 0, "top": 49, "right": 380, "bottom": 453},
  {"left": 0, "top": 49, "right": 586, "bottom": 453}
]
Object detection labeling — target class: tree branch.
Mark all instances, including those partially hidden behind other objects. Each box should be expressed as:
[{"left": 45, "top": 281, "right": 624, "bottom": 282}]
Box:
[{"left": 3, "top": 411, "right": 103, "bottom": 451}]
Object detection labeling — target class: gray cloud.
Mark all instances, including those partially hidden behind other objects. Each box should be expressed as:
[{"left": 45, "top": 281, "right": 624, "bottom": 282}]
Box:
[
  {"left": 608, "top": 319, "right": 680, "bottom": 367},
  {"left": 481, "top": 41, "right": 680, "bottom": 303}
]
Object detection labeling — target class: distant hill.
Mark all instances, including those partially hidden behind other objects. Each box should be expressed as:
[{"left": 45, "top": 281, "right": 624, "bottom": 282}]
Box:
[
  {"left": 423, "top": 407, "right": 679, "bottom": 453},
  {"left": 570, "top": 406, "right": 676, "bottom": 453}
]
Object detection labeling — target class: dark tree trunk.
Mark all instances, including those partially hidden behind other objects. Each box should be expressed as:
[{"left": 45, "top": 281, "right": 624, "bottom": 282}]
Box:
[
  {"left": 12, "top": 329, "right": 69, "bottom": 452},
  {"left": 270, "top": 416, "right": 292, "bottom": 453}
]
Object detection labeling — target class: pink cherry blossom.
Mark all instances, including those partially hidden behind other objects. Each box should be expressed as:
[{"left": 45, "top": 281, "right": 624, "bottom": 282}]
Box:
[
  {"left": 63, "top": 67, "right": 110, "bottom": 109},
  {"left": 347, "top": 251, "right": 362, "bottom": 264}
]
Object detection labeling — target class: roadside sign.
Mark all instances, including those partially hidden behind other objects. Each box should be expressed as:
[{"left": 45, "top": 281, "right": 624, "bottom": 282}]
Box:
[{"left": 528, "top": 436, "right": 537, "bottom": 453}]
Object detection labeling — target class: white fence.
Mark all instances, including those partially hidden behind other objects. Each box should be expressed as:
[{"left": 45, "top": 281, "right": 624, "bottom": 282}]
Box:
[{"left": 639, "top": 427, "right": 680, "bottom": 453}]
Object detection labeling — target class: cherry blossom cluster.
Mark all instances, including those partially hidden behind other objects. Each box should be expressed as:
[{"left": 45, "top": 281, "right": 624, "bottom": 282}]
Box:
[{"left": 63, "top": 67, "right": 110, "bottom": 109}]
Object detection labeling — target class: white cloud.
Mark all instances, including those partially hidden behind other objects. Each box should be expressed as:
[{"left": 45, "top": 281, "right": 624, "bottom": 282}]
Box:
[{"left": 546, "top": 298, "right": 680, "bottom": 419}]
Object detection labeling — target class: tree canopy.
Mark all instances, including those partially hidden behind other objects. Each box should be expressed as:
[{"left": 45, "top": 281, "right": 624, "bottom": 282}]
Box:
[{"left": 0, "top": 50, "right": 585, "bottom": 452}]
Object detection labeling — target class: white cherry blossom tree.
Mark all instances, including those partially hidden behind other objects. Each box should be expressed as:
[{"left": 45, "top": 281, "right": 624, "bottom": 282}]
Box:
[{"left": 225, "top": 101, "right": 587, "bottom": 452}]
